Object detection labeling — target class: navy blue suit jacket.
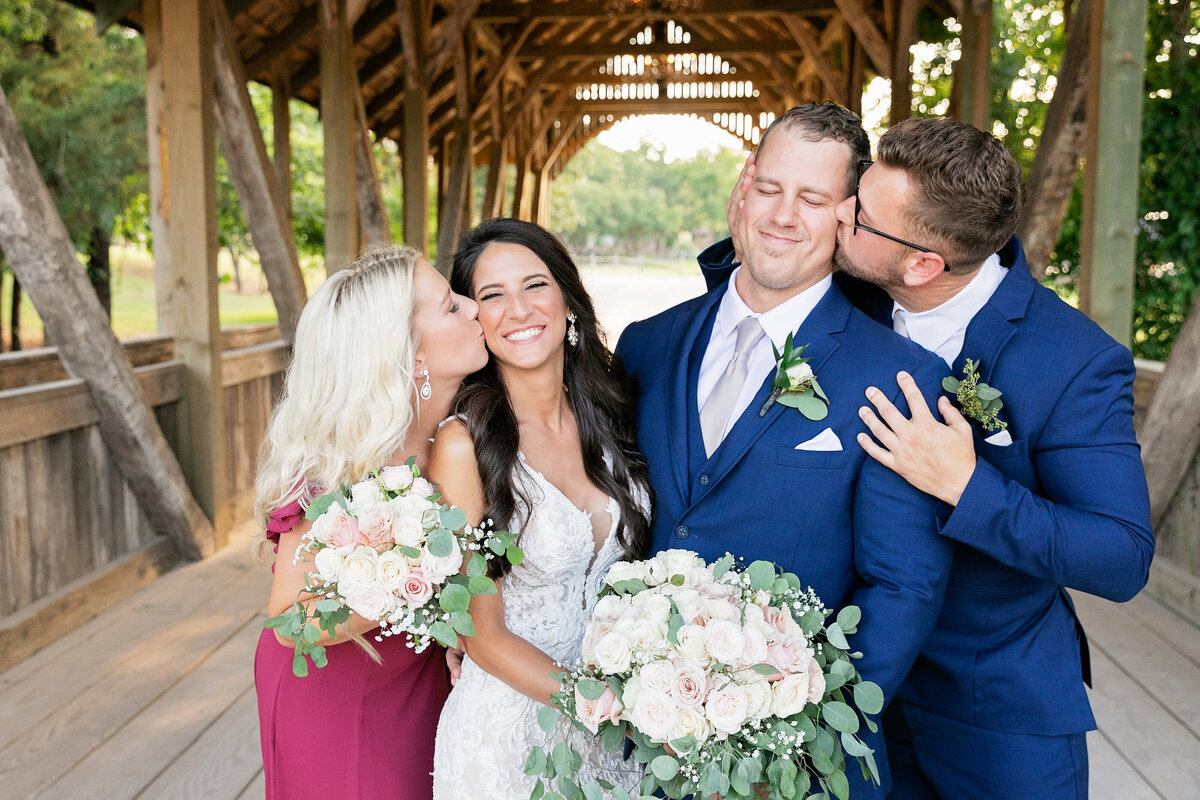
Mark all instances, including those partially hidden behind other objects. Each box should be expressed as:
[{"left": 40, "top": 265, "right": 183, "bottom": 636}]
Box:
[
  {"left": 697, "top": 237, "right": 1155, "bottom": 736},
  {"left": 615, "top": 277, "right": 956, "bottom": 797}
]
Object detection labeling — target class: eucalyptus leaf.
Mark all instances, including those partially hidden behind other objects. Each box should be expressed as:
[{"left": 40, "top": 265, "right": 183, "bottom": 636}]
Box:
[
  {"left": 794, "top": 391, "right": 829, "bottom": 420},
  {"left": 667, "top": 613, "right": 685, "bottom": 645},
  {"left": 941, "top": 376, "right": 961, "bottom": 392},
  {"left": 828, "top": 769, "right": 850, "bottom": 800},
  {"left": 835, "top": 605, "right": 861, "bottom": 632},
  {"left": 468, "top": 575, "right": 498, "bottom": 595},
  {"left": 466, "top": 552, "right": 487, "bottom": 578},
  {"left": 713, "top": 553, "right": 735, "bottom": 578},
  {"left": 825, "top": 623, "right": 851, "bottom": 650},
  {"left": 538, "top": 705, "right": 560, "bottom": 733},
  {"left": 581, "top": 783, "right": 604, "bottom": 800},
  {"left": 747, "top": 560, "right": 777, "bottom": 590},
  {"left": 439, "top": 583, "right": 471, "bottom": 613},
  {"left": 840, "top": 731, "right": 873, "bottom": 758},
  {"left": 304, "top": 492, "right": 341, "bottom": 520},
  {"left": 439, "top": 506, "right": 467, "bottom": 531},
  {"left": 429, "top": 621, "right": 457, "bottom": 649},
  {"left": 777, "top": 391, "right": 805, "bottom": 408},
  {"left": 853, "top": 681, "right": 885, "bottom": 715},
  {"left": 577, "top": 679, "right": 607, "bottom": 701},
  {"left": 525, "top": 747, "right": 548, "bottom": 775},
  {"left": 976, "top": 384, "right": 1002, "bottom": 402},
  {"left": 449, "top": 611, "right": 476, "bottom": 637},
  {"left": 650, "top": 755, "right": 679, "bottom": 781},
  {"left": 427, "top": 527, "right": 455, "bottom": 558},
  {"left": 811, "top": 376, "right": 828, "bottom": 402},
  {"left": 314, "top": 598, "right": 341, "bottom": 613},
  {"left": 291, "top": 652, "right": 309, "bottom": 678},
  {"left": 506, "top": 545, "right": 525, "bottom": 566},
  {"left": 822, "top": 700, "right": 860, "bottom": 734}
]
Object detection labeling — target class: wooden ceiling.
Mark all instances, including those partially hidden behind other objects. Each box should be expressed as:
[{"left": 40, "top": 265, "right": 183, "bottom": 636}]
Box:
[{"left": 83, "top": 0, "right": 953, "bottom": 171}]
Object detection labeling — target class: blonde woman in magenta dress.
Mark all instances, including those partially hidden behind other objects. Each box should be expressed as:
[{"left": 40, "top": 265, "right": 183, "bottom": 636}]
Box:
[{"left": 253, "top": 244, "right": 487, "bottom": 800}]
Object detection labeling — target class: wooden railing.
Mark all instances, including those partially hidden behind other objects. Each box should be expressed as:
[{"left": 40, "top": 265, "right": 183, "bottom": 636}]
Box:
[{"left": 0, "top": 324, "right": 286, "bottom": 628}]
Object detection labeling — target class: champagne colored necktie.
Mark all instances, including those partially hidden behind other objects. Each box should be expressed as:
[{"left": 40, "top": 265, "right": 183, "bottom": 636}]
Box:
[
  {"left": 700, "top": 316, "right": 766, "bottom": 456},
  {"left": 893, "top": 307, "right": 910, "bottom": 338}
]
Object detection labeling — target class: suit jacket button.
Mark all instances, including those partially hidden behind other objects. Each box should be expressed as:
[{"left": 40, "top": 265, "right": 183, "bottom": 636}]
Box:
[
  {"left": 674, "top": 525, "right": 690, "bottom": 540},
  {"left": 698, "top": 474, "right": 710, "bottom": 486}
]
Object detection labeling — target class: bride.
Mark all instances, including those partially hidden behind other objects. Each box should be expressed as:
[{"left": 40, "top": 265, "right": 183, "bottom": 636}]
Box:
[{"left": 430, "top": 218, "right": 652, "bottom": 798}]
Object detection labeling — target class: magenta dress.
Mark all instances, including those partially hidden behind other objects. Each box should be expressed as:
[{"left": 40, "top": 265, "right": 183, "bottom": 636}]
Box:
[{"left": 254, "top": 500, "right": 450, "bottom": 800}]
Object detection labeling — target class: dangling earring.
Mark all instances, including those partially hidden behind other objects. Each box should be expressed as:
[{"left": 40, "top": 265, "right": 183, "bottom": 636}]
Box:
[
  {"left": 418, "top": 368, "right": 432, "bottom": 400},
  {"left": 567, "top": 313, "right": 579, "bottom": 347}
]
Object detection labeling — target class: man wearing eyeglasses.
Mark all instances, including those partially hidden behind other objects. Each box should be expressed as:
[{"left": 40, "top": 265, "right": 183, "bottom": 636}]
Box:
[
  {"left": 701, "top": 116, "right": 1154, "bottom": 799},
  {"left": 616, "top": 104, "right": 955, "bottom": 799}
]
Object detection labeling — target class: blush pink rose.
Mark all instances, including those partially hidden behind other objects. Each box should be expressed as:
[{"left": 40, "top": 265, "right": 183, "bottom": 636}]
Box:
[
  {"left": 356, "top": 503, "right": 396, "bottom": 548},
  {"left": 400, "top": 569, "right": 433, "bottom": 606},
  {"left": 765, "top": 641, "right": 811, "bottom": 675},
  {"left": 575, "top": 685, "right": 624, "bottom": 734},
  {"left": 670, "top": 662, "right": 710, "bottom": 707},
  {"left": 324, "top": 506, "right": 360, "bottom": 549},
  {"left": 807, "top": 658, "right": 827, "bottom": 704}
]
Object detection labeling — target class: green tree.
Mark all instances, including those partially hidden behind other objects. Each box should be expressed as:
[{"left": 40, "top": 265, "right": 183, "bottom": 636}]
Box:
[{"left": 0, "top": 0, "right": 146, "bottom": 323}]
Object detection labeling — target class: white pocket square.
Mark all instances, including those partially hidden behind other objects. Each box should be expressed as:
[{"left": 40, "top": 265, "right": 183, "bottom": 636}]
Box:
[
  {"left": 984, "top": 430, "right": 1013, "bottom": 446},
  {"left": 795, "top": 428, "right": 843, "bottom": 452}
]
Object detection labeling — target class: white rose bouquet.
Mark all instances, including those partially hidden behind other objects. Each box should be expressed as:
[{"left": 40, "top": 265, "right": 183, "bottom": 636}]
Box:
[
  {"left": 525, "top": 550, "right": 882, "bottom": 800},
  {"left": 264, "top": 458, "right": 521, "bottom": 677}
]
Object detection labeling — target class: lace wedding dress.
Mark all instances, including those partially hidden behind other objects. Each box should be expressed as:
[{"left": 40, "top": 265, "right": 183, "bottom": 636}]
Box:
[{"left": 431, "top": 454, "right": 643, "bottom": 798}]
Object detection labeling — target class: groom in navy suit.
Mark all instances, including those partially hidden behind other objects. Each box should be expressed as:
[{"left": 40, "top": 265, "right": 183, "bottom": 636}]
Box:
[
  {"left": 702, "top": 117, "right": 1154, "bottom": 798},
  {"left": 615, "top": 104, "right": 956, "bottom": 799}
]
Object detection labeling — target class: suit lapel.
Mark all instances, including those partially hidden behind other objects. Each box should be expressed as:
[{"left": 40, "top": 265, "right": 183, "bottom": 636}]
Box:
[
  {"left": 666, "top": 288, "right": 726, "bottom": 503},
  {"left": 700, "top": 283, "right": 850, "bottom": 493},
  {"left": 953, "top": 238, "right": 1036, "bottom": 431}
]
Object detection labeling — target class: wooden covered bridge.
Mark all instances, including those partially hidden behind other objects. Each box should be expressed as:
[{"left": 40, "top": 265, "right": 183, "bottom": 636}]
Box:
[{"left": 0, "top": 0, "right": 1198, "bottom": 797}]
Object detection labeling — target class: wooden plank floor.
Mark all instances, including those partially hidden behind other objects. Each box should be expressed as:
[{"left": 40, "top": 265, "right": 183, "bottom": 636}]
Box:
[{"left": 2, "top": 534, "right": 1198, "bottom": 799}]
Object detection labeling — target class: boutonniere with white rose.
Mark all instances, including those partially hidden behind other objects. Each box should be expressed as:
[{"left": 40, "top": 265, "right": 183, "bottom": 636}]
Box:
[
  {"left": 942, "top": 357, "right": 1008, "bottom": 433},
  {"left": 758, "top": 333, "right": 829, "bottom": 421}
]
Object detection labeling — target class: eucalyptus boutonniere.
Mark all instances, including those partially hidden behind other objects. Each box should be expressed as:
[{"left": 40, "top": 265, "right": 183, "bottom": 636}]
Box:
[
  {"left": 758, "top": 333, "right": 829, "bottom": 420},
  {"left": 943, "top": 358, "right": 1008, "bottom": 432}
]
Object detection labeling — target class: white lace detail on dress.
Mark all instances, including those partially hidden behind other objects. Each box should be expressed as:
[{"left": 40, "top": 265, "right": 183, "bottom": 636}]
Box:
[{"left": 432, "top": 456, "right": 643, "bottom": 799}]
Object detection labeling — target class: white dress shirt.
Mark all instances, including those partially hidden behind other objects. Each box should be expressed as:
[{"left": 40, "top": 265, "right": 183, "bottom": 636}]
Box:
[
  {"left": 698, "top": 268, "right": 833, "bottom": 441},
  {"left": 892, "top": 253, "right": 1007, "bottom": 367}
]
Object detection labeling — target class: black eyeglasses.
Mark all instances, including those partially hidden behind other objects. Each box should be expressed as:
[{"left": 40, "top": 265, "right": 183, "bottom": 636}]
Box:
[{"left": 853, "top": 160, "right": 949, "bottom": 272}]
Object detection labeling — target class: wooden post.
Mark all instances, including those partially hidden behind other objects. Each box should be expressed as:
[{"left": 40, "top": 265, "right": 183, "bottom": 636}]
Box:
[
  {"left": 0, "top": 84, "right": 216, "bottom": 560},
  {"left": 436, "top": 119, "right": 472, "bottom": 272},
  {"left": 890, "top": 0, "right": 917, "bottom": 125},
  {"left": 143, "top": 0, "right": 171, "bottom": 333},
  {"left": 956, "top": 0, "right": 993, "bottom": 130},
  {"left": 512, "top": 147, "right": 531, "bottom": 220},
  {"left": 211, "top": 0, "right": 307, "bottom": 343},
  {"left": 1017, "top": 0, "right": 1091, "bottom": 277},
  {"left": 354, "top": 82, "right": 391, "bottom": 246},
  {"left": 482, "top": 109, "right": 507, "bottom": 220},
  {"left": 270, "top": 63, "right": 293, "bottom": 228},
  {"left": 321, "top": 0, "right": 359, "bottom": 274},
  {"left": 1078, "top": 0, "right": 1147, "bottom": 346},
  {"left": 397, "top": 1, "right": 429, "bottom": 253},
  {"left": 160, "top": 0, "right": 229, "bottom": 544},
  {"left": 530, "top": 161, "right": 551, "bottom": 228},
  {"left": 846, "top": 38, "right": 865, "bottom": 115}
]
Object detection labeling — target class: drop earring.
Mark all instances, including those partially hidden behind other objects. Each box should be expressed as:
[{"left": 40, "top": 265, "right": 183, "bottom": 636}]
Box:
[
  {"left": 418, "top": 368, "right": 432, "bottom": 400},
  {"left": 567, "top": 313, "right": 579, "bottom": 347}
]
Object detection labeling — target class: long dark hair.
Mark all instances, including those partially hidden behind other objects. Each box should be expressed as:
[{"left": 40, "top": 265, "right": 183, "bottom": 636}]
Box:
[{"left": 450, "top": 218, "right": 652, "bottom": 578}]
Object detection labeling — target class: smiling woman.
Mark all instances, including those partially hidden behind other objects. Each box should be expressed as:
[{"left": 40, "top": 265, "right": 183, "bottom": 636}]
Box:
[{"left": 427, "top": 217, "right": 653, "bottom": 799}]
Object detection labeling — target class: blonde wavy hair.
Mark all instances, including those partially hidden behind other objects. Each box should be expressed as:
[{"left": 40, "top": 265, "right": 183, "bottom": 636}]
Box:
[{"left": 252, "top": 243, "right": 421, "bottom": 562}]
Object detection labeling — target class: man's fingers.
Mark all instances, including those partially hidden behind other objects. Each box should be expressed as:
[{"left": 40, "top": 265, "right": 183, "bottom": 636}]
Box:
[
  {"left": 858, "top": 405, "right": 900, "bottom": 450},
  {"left": 938, "top": 395, "right": 974, "bottom": 435},
  {"left": 895, "top": 371, "right": 934, "bottom": 420},
  {"left": 864, "top": 385, "right": 911, "bottom": 431},
  {"left": 856, "top": 430, "right": 895, "bottom": 469}
]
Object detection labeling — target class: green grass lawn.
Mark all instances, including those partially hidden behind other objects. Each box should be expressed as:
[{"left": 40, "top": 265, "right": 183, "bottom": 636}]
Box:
[
  {"left": 1, "top": 245, "right": 689, "bottom": 349},
  {"left": 1, "top": 245, "right": 323, "bottom": 348}
]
